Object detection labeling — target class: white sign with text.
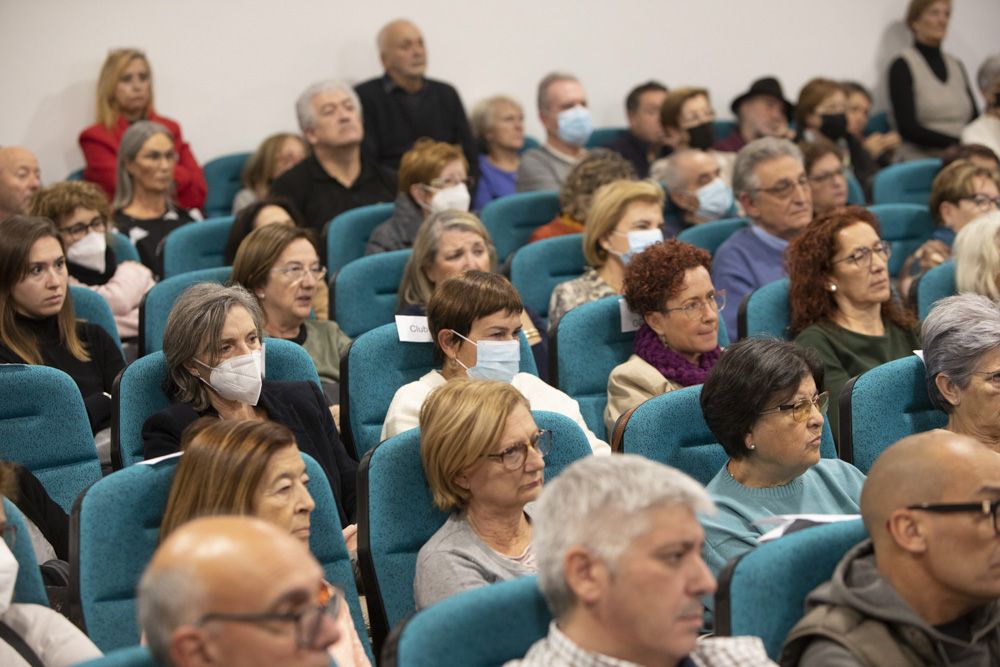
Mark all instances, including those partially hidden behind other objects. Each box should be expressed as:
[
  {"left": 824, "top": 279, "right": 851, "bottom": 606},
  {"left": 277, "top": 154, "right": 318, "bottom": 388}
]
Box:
[
  {"left": 619, "top": 298, "right": 643, "bottom": 333},
  {"left": 395, "top": 315, "right": 434, "bottom": 343}
]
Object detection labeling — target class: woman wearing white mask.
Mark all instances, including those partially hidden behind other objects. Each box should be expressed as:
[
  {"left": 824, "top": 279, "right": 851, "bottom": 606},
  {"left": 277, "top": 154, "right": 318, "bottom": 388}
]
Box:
[
  {"left": 547, "top": 179, "right": 665, "bottom": 332},
  {"left": 141, "top": 283, "right": 358, "bottom": 530},
  {"left": 365, "top": 139, "right": 469, "bottom": 255},
  {"left": 380, "top": 271, "right": 608, "bottom": 454},
  {"left": 30, "top": 181, "right": 155, "bottom": 341}
]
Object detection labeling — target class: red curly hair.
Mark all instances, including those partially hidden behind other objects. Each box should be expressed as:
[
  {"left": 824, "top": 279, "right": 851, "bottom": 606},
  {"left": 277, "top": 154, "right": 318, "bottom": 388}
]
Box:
[
  {"left": 623, "top": 240, "right": 712, "bottom": 314},
  {"left": 787, "top": 205, "right": 917, "bottom": 335}
]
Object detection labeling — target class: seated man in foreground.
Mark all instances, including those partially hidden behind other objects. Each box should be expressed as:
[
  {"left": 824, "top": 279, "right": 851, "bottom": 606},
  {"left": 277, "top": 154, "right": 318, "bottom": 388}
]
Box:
[
  {"left": 782, "top": 430, "right": 1000, "bottom": 665},
  {"left": 506, "top": 454, "right": 775, "bottom": 666}
]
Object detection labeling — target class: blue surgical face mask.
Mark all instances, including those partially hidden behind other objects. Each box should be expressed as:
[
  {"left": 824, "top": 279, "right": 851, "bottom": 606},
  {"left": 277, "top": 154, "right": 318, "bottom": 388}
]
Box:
[
  {"left": 451, "top": 330, "right": 520, "bottom": 383},
  {"left": 695, "top": 178, "right": 734, "bottom": 220},
  {"left": 615, "top": 228, "right": 663, "bottom": 265},
  {"left": 557, "top": 105, "right": 593, "bottom": 147}
]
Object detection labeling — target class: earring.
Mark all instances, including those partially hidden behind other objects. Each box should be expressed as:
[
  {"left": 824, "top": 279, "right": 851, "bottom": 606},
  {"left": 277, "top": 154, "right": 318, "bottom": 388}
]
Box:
[
  {"left": 747, "top": 443, "right": 756, "bottom": 450},
  {"left": 827, "top": 284, "right": 837, "bottom": 292}
]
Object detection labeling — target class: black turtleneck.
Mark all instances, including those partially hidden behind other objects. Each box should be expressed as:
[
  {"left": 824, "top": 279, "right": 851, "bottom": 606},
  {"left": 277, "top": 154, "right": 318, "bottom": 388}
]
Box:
[
  {"left": 0, "top": 314, "right": 124, "bottom": 433},
  {"left": 889, "top": 40, "right": 978, "bottom": 149}
]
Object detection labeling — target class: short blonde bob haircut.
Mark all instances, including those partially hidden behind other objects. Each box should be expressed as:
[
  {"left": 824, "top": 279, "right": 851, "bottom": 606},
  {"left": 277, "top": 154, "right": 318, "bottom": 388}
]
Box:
[
  {"left": 954, "top": 211, "right": 1000, "bottom": 300},
  {"left": 398, "top": 138, "right": 468, "bottom": 195},
  {"left": 419, "top": 378, "right": 531, "bottom": 511},
  {"left": 95, "top": 48, "right": 153, "bottom": 129},
  {"left": 929, "top": 160, "right": 1000, "bottom": 225},
  {"left": 583, "top": 179, "right": 665, "bottom": 267}
]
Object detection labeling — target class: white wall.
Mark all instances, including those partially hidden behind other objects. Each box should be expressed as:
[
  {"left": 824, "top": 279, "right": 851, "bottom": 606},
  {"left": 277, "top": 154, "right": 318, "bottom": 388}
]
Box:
[{"left": 3, "top": 0, "right": 998, "bottom": 180}]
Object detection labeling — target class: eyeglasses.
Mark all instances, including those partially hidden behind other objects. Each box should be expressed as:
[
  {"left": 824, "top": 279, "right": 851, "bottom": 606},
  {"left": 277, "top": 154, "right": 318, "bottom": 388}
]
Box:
[
  {"left": 428, "top": 176, "right": 470, "bottom": 190},
  {"left": 906, "top": 499, "right": 1000, "bottom": 535},
  {"left": 485, "top": 429, "right": 551, "bottom": 471},
  {"left": 198, "top": 582, "right": 342, "bottom": 650},
  {"left": 61, "top": 218, "right": 107, "bottom": 240},
  {"left": 271, "top": 264, "right": 327, "bottom": 283},
  {"left": 832, "top": 241, "right": 892, "bottom": 268},
  {"left": 755, "top": 175, "right": 810, "bottom": 200},
  {"left": 808, "top": 168, "right": 848, "bottom": 186},
  {"left": 0, "top": 522, "right": 16, "bottom": 549},
  {"left": 958, "top": 194, "right": 1000, "bottom": 212},
  {"left": 662, "top": 291, "right": 727, "bottom": 321},
  {"left": 758, "top": 391, "right": 829, "bottom": 422}
]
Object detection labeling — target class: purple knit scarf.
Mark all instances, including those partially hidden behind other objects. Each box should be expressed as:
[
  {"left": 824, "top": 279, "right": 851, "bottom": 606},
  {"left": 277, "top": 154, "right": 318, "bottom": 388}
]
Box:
[{"left": 633, "top": 324, "right": 721, "bottom": 387}]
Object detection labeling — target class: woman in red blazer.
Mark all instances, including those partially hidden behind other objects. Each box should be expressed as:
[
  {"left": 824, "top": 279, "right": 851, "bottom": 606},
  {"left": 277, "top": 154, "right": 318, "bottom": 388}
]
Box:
[{"left": 78, "top": 49, "right": 206, "bottom": 211}]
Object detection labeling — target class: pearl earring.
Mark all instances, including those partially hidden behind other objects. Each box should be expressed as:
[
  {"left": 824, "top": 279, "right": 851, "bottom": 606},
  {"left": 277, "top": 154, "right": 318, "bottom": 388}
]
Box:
[
  {"left": 828, "top": 284, "right": 837, "bottom": 292},
  {"left": 748, "top": 443, "right": 756, "bottom": 450}
]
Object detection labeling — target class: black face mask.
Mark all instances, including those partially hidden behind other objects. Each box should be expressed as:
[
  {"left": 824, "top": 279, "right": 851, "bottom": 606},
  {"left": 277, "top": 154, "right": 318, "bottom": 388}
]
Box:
[
  {"left": 820, "top": 113, "right": 848, "bottom": 140},
  {"left": 686, "top": 121, "right": 716, "bottom": 150}
]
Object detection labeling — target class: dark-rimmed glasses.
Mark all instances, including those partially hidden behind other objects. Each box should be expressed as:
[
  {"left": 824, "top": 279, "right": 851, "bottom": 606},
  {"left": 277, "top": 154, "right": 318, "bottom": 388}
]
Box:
[
  {"left": 60, "top": 217, "right": 107, "bottom": 241},
  {"left": 755, "top": 175, "right": 809, "bottom": 200},
  {"left": 759, "top": 392, "right": 829, "bottom": 422},
  {"left": 485, "top": 429, "right": 551, "bottom": 470},
  {"left": 832, "top": 241, "right": 892, "bottom": 268},
  {"left": 958, "top": 194, "right": 1000, "bottom": 212},
  {"left": 906, "top": 499, "right": 1000, "bottom": 535},
  {"left": 662, "top": 291, "right": 726, "bottom": 321},
  {"left": 808, "top": 168, "right": 848, "bottom": 185}
]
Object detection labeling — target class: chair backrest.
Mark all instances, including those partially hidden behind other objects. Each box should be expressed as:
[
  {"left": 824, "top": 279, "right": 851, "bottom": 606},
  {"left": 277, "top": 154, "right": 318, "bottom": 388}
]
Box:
[
  {"left": 391, "top": 576, "right": 551, "bottom": 667},
  {"left": 112, "top": 339, "right": 322, "bottom": 469},
  {"left": 521, "top": 136, "right": 541, "bottom": 152},
  {"left": 586, "top": 127, "right": 625, "bottom": 148},
  {"left": 916, "top": 259, "right": 956, "bottom": 320},
  {"left": 358, "top": 410, "right": 591, "bottom": 658},
  {"left": 332, "top": 249, "right": 411, "bottom": 338},
  {"left": 480, "top": 191, "right": 561, "bottom": 261},
  {"left": 6, "top": 499, "right": 49, "bottom": 606},
  {"left": 871, "top": 158, "right": 941, "bottom": 206},
  {"left": 138, "top": 266, "right": 232, "bottom": 355},
  {"left": 676, "top": 217, "right": 749, "bottom": 255},
  {"left": 715, "top": 519, "right": 868, "bottom": 660},
  {"left": 161, "top": 216, "right": 235, "bottom": 278},
  {"left": 846, "top": 171, "right": 865, "bottom": 205},
  {"left": 72, "top": 452, "right": 369, "bottom": 658},
  {"left": 620, "top": 384, "right": 836, "bottom": 486},
  {"left": 713, "top": 119, "right": 737, "bottom": 140},
  {"left": 111, "top": 231, "right": 141, "bottom": 263},
  {"left": 0, "top": 365, "right": 101, "bottom": 512},
  {"left": 71, "top": 286, "right": 124, "bottom": 354},
  {"left": 67, "top": 167, "right": 85, "bottom": 181},
  {"left": 326, "top": 202, "right": 396, "bottom": 274},
  {"left": 840, "top": 355, "right": 947, "bottom": 474},
  {"left": 510, "top": 233, "right": 586, "bottom": 326},
  {"left": 340, "top": 324, "right": 538, "bottom": 461},
  {"left": 738, "top": 278, "right": 790, "bottom": 340},
  {"left": 201, "top": 152, "right": 251, "bottom": 218},
  {"left": 867, "top": 203, "right": 935, "bottom": 278},
  {"left": 74, "top": 647, "right": 160, "bottom": 667},
  {"left": 865, "top": 111, "right": 891, "bottom": 135}
]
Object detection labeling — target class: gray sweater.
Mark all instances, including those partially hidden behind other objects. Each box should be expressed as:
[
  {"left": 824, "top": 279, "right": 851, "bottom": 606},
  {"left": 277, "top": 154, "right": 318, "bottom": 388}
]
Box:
[{"left": 515, "top": 145, "right": 580, "bottom": 192}]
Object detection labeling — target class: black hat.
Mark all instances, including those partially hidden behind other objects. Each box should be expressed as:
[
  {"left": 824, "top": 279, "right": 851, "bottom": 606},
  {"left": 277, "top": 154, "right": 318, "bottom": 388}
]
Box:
[{"left": 730, "top": 77, "right": 794, "bottom": 119}]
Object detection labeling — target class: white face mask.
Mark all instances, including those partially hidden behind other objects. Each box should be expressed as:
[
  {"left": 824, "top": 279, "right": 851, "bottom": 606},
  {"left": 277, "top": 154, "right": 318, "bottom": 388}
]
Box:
[
  {"left": 0, "top": 538, "right": 19, "bottom": 614},
  {"left": 451, "top": 330, "right": 520, "bottom": 383},
  {"left": 428, "top": 183, "right": 471, "bottom": 214},
  {"left": 195, "top": 345, "right": 265, "bottom": 406},
  {"left": 66, "top": 231, "right": 108, "bottom": 274}
]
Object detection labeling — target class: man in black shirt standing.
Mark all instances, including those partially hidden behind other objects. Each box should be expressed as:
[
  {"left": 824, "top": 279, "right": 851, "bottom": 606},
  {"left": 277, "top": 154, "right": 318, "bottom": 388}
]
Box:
[
  {"left": 270, "top": 80, "right": 396, "bottom": 235},
  {"left": 355, "top": 19, "right": 478, "bottom": 177}
]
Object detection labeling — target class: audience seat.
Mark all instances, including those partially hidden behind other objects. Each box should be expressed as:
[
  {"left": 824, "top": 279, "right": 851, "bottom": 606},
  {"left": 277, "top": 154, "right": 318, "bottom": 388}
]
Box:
[
  {"left": 71, "top": 286, "right": 124, "bottom": 355},
  {"left": 5, "top": 498, "right": 50, "bottom": 607},
  {"left": 357, "top": 410, "right": 590, "bottom": 659},
  {"left": 846, "top": 171, "right": 865, "bottom": 205},
  {"left": 510, "top": 233, "right": 585, "bottom": 326},
  {"left": 339, "top": 323, "right": 537, "bottom": 461},
  {"left": 586, "top": 127, "right": 625, "bottom": 148},
  {"left": 76, "top": 647, "right": 160, "bottom": 667},
  {"left": 332, "top": 248, "right": 411, "bottom": 338},
  {"left": 111, "top": 231, "right": 141, "bottom": 264},
  {"left": 67, "top": 168, "right": 85, "bottom": 182},
  {"left": 480, "top": 191, "right": 560, "bottom": 261},
  {"left": 0, "top": 365, "right": 101, "bottom": 512},
  {"left": 386, "top": 576, "right": 550, "bottom": 667},
  {"left": 839, "top": 354, "right": 946, "bottom": 474},
  {"left": 618, "top": 384, "right": 836, "bottom": 486},
  {"left": 715, "top": 519, "right": 868, "bottom": 660},
  {"left": 676, "top": 217, "right": 748, "bottom": 255},
  {"left": 201, "top": 152, "right": 250, "bottom": 218},
  {"left": 521, "top": 136, "right": 541, "bottom": 153},
  {"left": 326, "top": 202, "right": 395, "bottom": 274},
  {"left": 70, "top": 452, "right": 369, "bottom": 659},
  {"left": 864, "top": 111, "right": 891, "bottom": 135},
  {"left": 737, "top": 278, "right": 790, "bottom": 340},
  {"left": 111, "top": 338, "right": 321, "bottom": 470},
  {"left": 713, "top": 119, "right": 737, "bottom": 140},
  {"left": 871, "top": 158, "right": 941, "bottom": 206},
  {"left": 138, "top": 266, "right": 231, "bottom": 355},
  {"left": 161, "top": 216, "right": 234, "bottom": 278},
  {"left": 916, "top": 259, "right": 956, "bottom": 319},
  {"left": 867, "top": 203, "right": 935, "bottom": 278}
]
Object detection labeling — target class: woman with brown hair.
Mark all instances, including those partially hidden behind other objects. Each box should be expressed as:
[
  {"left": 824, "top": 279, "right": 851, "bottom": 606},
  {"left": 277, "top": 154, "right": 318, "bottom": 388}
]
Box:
[
  {"left": 787, "top": 206, "right": 920, "bottom": 441},
  {"left": 231, "top": 133, "right": 308, "bottom": 214},
  {"left": 800, "top": 140, "right": 849, "bottom": 218},
  {"left": 79, "top": 48, "right": 205, "bottom": 210}
]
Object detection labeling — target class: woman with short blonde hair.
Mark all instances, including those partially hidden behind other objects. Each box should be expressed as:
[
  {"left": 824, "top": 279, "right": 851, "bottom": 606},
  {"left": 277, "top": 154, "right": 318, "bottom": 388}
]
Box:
[
  {"left": 953, "top": 211, "right": 1000, "bottom": 299},
  {"left": 470, "top": 95, "right": 525, "bottom": 210}
]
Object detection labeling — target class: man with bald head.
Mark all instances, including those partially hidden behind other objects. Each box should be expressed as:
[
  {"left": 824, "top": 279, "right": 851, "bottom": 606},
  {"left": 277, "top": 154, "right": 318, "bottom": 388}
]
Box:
[
  {"left": 138, "top": 516, "right": 341, "bottom": 667},
  {"left": 781, "top": 431, "right": 1000, "bottom": 666},
  {"left": 0, "top": 146, "right": 41, "bottom": 220},
  {"left": 355, "top": 19, "right": 477, "bottom": 175}
]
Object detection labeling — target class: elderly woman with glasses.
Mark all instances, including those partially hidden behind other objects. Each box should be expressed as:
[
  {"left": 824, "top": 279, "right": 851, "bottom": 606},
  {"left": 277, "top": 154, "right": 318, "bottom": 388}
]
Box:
[
  {"left": 700, "top": 337, "right": 866, "bottom": 576},
  {"left": 605, "top": 240, "right": 724, "bottom": 435},
  {"left": 414, "top": 379, "right": 549, "bottom": 609},
  {"left": 923, "top": 294, "right": 1000, "bottom": 451},
  {"left": 788, "top": 206, "right": 920, "bottom": 443}
]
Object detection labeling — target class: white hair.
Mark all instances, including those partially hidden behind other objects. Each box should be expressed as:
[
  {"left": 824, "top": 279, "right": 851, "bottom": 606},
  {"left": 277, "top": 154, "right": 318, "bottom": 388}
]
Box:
[
  {"left": 138, "top": 566, "right": 205, "bottom": 666},
  {"left": 533, "top": 454, "right": 714, "bottom": 618},
  {"left": 294, "top": 80, "right": 361, "bottom": 133},
  {"left": 977, "top": 53, "right": 1000, "bottom": 92},
  {"left": 732, "top": 136, "right": 803, "bottom": 197},
  {"left": 954, "top": 211, "right": 1000, "bottom": 300}
]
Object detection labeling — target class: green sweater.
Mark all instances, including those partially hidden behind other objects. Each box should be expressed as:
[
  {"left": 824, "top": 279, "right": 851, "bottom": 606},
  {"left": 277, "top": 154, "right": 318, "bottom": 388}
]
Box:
[
  {"left": 299, "top": 319, "right": 351, "bottom": 383},
  {"left": 794, "top": 319, "right": 919, "bottom": 444}
]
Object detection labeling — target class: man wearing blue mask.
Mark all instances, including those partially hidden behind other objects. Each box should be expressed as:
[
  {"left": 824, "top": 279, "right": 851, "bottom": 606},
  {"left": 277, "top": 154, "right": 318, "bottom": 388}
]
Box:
[
  {"left": 658, "top": 149, "right": 736, "bottom": 237},
  {"left": 517, "top": 72, "right": 591, "bottom": 192}
]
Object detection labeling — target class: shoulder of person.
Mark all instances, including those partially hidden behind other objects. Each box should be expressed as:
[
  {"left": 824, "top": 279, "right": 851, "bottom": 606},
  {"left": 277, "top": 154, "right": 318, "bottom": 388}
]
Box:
[
  {"left": 78, "top": 122, "right": 113, "bottom": 143},
  {"left": 147, "top": 111, "right": 183, "bottom": 136},
  {"left": 812, "top": 458, "right": 867, "bottom": 486},
  {"left": 263, "top": 379, "right": 324, "bottom": 405},
  {"left": 354, "top": 77, "right": 384, "bottom": 98}
]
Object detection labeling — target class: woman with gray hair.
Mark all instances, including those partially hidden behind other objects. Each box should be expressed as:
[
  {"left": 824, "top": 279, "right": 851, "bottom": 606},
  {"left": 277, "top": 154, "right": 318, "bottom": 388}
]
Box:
[
  {"left": 141, "top": 282, "right": 358, "bottom": 529},
  {"left": 470, "top": 95, "right": 525, "bottom": 210},
  {"left": 961, "top": 53, "right": 1000, "bottom": 157},
  {"left": 922, "top": 293, "right": 1000, "bottom": 451},
  {"left": 953, "top": 211, "right": 1000, "bottom": 299},
  {"left": 112, "top": 120, "right": 198, "bottom": 276}
]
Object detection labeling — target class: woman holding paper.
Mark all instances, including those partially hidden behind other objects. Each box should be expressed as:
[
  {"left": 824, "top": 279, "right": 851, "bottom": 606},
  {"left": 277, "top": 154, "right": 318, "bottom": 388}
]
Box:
[{"left": 698, "top": 337, "right": 866, "bottom": 576}]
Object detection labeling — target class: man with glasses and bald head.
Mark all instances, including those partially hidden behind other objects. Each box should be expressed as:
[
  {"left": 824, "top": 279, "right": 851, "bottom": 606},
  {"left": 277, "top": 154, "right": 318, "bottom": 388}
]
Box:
[{"left": 782, "top": 430, "right": 1000, "bottom": 666}]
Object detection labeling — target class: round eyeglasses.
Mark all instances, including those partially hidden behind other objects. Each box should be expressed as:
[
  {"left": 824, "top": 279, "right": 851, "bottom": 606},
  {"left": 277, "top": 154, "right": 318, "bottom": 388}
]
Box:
[
  {"left": 485, "top": 429, "right": 552, "bottom": 470},
  {"left": 662, "top": 291, "right": 726, "bottom": 321}
]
